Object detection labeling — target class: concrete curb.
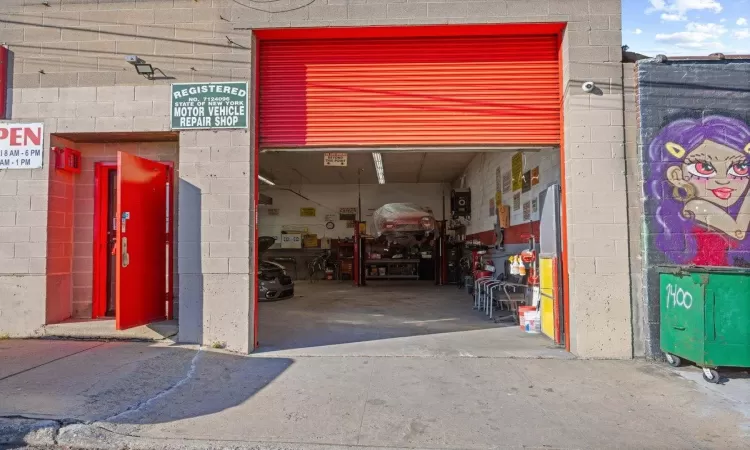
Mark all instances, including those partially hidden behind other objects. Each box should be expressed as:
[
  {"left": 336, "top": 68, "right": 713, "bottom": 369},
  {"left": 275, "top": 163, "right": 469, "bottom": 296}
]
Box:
[
  {"left": 0, "top": 417, "right": 60, "bottom": 447},
  {"left": 3, "top": 418, "right": 446, "bottom": 450}
]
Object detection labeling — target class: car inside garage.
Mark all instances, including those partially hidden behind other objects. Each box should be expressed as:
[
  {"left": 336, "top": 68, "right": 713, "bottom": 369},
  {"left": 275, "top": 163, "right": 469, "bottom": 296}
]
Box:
[{"left": 256, "top": 147, "right": 564, "bottom": 355}]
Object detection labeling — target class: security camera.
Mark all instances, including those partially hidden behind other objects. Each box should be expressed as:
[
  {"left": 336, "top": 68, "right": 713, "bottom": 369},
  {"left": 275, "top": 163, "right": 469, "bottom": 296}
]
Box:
[
  {"left": 582, "top": 81, "right": 596, "bottom": 93},
  {"left": 125, "top": 55, "right": 143, "bottom": 64}
]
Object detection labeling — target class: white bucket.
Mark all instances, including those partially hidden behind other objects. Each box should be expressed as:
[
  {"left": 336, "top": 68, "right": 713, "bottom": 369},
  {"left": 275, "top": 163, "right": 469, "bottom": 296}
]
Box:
[{"left": 524, "top": 311, "right": 541, "bottom": 334}]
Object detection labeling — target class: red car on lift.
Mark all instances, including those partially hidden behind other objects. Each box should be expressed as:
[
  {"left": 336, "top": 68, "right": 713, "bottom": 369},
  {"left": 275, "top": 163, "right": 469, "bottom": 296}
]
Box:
[{"left": 373, "top": 203, "right": 437, "bottom": 239}]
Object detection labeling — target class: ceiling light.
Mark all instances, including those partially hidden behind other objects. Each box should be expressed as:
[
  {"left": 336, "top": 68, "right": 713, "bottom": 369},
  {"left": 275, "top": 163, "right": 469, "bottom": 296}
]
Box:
[
  {"left": 372, "top": 152, "right": 385, "bottom": 185},
  {"left": 258, "top": 174, "right": 275, "bottom": 186}
]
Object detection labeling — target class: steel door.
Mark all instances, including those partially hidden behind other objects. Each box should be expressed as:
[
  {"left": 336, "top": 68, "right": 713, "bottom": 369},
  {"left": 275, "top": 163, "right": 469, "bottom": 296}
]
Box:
[{"left": 116, "top": 152, "right": 168, "bottom": 330}]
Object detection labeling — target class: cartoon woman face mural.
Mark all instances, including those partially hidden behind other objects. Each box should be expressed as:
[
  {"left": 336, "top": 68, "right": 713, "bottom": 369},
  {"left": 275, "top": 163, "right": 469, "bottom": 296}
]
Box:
[{"left": 648, "top": 115, "right": 750, "bottom": 267}]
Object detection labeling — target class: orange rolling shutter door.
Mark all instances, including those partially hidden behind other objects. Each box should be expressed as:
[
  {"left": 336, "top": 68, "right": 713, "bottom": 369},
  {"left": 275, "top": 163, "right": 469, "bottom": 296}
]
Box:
[{"left": 259, "top": 34, "right": 560, "bottom": 148}]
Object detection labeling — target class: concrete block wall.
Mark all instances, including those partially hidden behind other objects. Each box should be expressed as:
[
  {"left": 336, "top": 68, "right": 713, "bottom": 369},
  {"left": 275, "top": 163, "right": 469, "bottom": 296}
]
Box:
[
  {"left": 460, "top": 150, "right": 562, "bottom": 236},
  {"left": 1, "top": 0, "right": 254, "bottom": 350},
  {"left": 177, "top": 129, "right": 253, "bottom": 352},
  {"left": 1, "top": 0, "right": 630, "bottom": 358},
  {"left": 259, "top": 183, "right": 450, "bottom": 242},
  {"left": 623, "top": 62, "right": 644, "bottom": 357},
  {"left": 636, "top": 59, "right": 750, "bottom": 358},
  {"left": 45, "top": 136, "right": 76, "bottom": 325}
]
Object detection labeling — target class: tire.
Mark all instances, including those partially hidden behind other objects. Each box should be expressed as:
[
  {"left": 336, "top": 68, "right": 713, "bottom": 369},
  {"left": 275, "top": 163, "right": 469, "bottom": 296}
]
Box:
[
  {"left": 702, "top": 368, "right": 721, "bottom": 384},
  {"left": 665, "top": 353, "right": 682, "bottom": 367}
]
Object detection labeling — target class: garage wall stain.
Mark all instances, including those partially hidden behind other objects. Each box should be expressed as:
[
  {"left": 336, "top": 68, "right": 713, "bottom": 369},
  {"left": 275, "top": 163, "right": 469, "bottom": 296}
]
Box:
[{"left": 637, "top": 59, "right": 750, "bottom": 357}]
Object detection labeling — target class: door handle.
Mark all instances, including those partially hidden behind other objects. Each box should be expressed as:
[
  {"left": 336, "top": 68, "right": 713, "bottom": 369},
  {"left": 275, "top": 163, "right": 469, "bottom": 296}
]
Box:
[
  {"left": 673, "top": 326, "right": 686, "bottom": 331},
  {"left": 121, "top": 237, "right": 130, "bottom": 268}
]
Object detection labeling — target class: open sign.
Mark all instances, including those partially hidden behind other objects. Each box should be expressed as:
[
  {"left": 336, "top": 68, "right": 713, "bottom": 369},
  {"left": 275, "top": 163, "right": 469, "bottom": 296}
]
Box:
[{"left": 0, "top": 123, "right": 44, "bottom": 170}]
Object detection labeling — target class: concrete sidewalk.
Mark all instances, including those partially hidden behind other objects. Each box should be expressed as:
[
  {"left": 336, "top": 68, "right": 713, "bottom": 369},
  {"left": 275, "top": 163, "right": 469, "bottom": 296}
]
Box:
[{"left": 1, "top": 339, "right": 749, "bottom": 449}]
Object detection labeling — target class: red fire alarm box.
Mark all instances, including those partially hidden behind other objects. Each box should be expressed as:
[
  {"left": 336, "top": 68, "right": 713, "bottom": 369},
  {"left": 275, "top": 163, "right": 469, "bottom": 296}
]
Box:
[{"left": 53, "top": 147, "right": 82, "bottom": 174}]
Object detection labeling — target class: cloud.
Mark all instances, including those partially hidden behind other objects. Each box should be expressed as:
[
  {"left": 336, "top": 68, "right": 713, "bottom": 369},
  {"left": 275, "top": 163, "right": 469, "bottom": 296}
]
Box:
[
  {"left": 738, "top": 18, "right": 749, "bottom": 26},
  {"left": 647, "top": 0, "right": 724, "bottom": 21},
  {"left": 733, "top": 28, "right": 750, "bottom": 39},
  {"left": 662, "top": 13, "right": 687, "bottom": 21},
  {"left": 634, "top": 28, "right": 644, "bottom": 35},
  {"left": 655, "top": 22, "right": 728, "bottom": 50}
]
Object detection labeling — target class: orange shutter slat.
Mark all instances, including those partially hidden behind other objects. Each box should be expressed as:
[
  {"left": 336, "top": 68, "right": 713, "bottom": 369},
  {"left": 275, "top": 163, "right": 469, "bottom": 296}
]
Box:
[{"left": 259, "top": 34, "right": 561, "bottom": 148}]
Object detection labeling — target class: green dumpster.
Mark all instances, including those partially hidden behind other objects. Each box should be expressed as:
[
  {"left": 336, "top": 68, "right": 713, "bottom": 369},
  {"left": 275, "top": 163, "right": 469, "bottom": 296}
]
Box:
[{"left": 659, "top": 266, "right": 750, "bottom": 383}]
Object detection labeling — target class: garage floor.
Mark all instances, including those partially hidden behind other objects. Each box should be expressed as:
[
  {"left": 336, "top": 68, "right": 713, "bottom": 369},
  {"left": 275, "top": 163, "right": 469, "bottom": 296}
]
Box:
[{"left": 257, "top": 281, "right": 569, "bottom": 359}]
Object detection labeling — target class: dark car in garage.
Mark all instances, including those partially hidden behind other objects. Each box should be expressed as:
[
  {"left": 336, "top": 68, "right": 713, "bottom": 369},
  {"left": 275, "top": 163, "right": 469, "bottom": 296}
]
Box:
[{"left": 258, "top": 236, "right": 294, "bottom": 301}]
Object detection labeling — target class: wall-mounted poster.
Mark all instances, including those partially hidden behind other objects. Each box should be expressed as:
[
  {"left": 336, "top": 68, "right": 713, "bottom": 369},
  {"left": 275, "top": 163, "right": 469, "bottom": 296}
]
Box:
[
  {"left": 495, "top": 166, "right": 503, "bottom": 192},
  {"left": 511, "top": 152, "right": 523, "bottom": 191},
  {"left": 489, "top": 198, "right": 496, "bottom": 217},
  {"left": 513, "top": 193, "right": 521, "bottom": 211},
  {"left": 324, "top": 214, "right": 336, "bottom": 222},
  {"left": 532, "top": 198, "right": 538, "bottom": 213},
  {"left": 300, "top": 207, "right": 316, "bottom": 217},
  {"left": 502, "top": 170, "right": 512, "bottom": 192},
  {"left": 523, "top": 201, "right": 531, "bottom": 221},
  {"left": 531, "top": 167, "right": 540, "bottom": 186},
  {"left": 522, "top": 170, "right": 532, "bottom": 193}
]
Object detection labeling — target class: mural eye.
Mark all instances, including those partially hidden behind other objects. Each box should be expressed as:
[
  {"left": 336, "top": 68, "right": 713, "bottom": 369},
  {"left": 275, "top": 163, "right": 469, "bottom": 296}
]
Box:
[
  {"left": 686, "top": 162, "right": 716, "bottom": 177},
  {"left": 728, "top": 163, "right": 750, "bottom": 177}
]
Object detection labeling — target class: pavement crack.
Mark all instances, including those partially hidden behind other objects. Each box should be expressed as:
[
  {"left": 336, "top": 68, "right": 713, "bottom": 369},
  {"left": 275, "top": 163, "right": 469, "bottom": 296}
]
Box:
[
  {"left": 356, "top": 358, "right": 376, "bottom": 445},
  {"left": 0, "top": 342, "right": 107, "bottom": 383},
  {"left": 103, "top": 347, "right": 203, "bottom": 422}
]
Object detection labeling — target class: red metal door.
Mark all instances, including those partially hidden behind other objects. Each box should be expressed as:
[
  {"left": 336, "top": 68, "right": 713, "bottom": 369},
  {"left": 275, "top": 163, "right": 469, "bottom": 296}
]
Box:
[{"left": 115, "top": 152, "right": 168, "bottom": 330}]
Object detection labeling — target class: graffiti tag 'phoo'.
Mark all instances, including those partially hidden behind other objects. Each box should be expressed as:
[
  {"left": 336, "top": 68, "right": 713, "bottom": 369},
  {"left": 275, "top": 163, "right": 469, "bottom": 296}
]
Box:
[{"left": 648, "top": 115, "right": 750, "bottom": 267}]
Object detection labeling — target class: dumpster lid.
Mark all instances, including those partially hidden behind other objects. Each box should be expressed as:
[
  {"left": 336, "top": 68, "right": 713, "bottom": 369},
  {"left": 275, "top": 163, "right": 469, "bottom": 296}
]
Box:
[{"left": 656, "top": 264, "right": 750, "bottom": 275}]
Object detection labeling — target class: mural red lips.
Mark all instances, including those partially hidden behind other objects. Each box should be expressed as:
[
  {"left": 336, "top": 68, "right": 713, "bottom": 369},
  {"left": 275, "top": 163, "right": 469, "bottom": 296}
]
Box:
[{"left": 711, "top": 188, "right": 735, "bottom": 200}]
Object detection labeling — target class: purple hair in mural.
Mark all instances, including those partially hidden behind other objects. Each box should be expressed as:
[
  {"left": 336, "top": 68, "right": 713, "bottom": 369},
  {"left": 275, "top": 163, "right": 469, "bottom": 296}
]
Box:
[{"left": 647, "top": 115, "right": 750, "bottom": 267}]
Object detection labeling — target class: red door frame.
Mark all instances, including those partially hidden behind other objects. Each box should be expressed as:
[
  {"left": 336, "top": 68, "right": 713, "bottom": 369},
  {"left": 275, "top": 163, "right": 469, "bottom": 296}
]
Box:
[
  {"left": 92, "top": 160, "right": 175, "bottom": 321},
  {"left": 252, "top": 23, "right": 570, "bottom": 351}
]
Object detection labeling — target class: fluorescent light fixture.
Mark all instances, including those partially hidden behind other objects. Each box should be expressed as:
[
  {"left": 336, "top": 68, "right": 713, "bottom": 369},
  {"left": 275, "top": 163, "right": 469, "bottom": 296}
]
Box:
[
  {"left": 258, "top": 174, "right": 275, "bottom": 186},
  {"left": 372, "top": 152, "right": 385, "bottom": 185}
]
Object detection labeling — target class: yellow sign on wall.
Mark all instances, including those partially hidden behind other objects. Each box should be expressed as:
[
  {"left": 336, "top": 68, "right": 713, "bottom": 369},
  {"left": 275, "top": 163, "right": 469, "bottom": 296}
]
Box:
[
  {"left": 511, "top": 152, "right": 523, "bottom": 191},
  {"left": 300, "top": 207, "right": 316, "bottom": 217}
]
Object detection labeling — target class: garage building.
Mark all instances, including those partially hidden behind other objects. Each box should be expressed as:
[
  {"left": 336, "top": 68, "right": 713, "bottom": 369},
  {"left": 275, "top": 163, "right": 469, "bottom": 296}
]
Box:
[{"left": 0, "top": 0, "right": 633, "bottom": 359}]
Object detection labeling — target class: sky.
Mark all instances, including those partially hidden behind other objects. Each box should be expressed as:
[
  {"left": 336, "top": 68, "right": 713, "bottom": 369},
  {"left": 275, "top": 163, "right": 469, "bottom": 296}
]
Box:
[{"left": 622, "top": 0, "right": 750, "bottom": 56}]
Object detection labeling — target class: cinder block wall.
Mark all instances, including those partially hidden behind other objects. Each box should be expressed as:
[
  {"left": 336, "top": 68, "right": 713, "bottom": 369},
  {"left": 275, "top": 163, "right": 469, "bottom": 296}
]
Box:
[
  {"left": 1, "top": 0, "right": 630, "bottom": 358},
  {"left": 636, "top": 59, "right": 750, "bottom": 358},
  {"left": 461, "top": 150, "right": 562, "bottom": 236},
  {"left": 623, "top": 62, "right": 645, "bottom": 357}
]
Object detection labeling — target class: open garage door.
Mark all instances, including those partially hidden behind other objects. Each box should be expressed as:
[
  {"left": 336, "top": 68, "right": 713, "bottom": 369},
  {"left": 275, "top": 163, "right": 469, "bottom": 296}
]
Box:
[{"left": 259, "top": 32, "right": 561, "bottom": 148}]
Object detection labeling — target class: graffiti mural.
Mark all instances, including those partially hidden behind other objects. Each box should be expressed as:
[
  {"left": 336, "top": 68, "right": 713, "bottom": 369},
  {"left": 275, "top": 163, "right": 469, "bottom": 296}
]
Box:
[
  {"left": 647, "top": 116, "right": 750, "bottom": 267},
  {"left": 636, "top": 58, "right": 750, "bottom": 358}
]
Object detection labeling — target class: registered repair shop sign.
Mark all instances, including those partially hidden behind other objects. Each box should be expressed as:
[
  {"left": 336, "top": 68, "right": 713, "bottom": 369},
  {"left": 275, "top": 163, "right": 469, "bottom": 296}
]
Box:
[{"left": 171, "top": 82, "right": 248, "bottom": 130}]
